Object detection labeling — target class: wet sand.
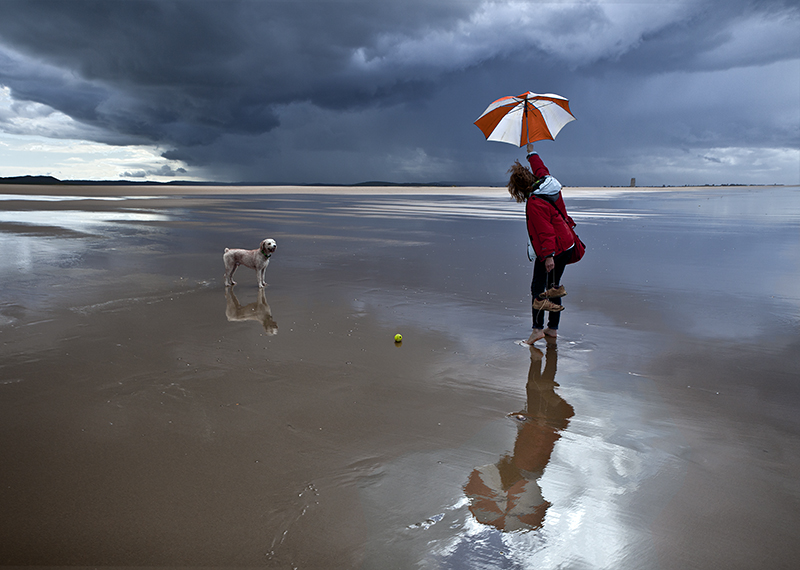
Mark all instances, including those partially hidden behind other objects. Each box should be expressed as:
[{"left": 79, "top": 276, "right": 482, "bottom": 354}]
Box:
[{"left": 1, "top": 184, "right": 799, "bottom": 568}]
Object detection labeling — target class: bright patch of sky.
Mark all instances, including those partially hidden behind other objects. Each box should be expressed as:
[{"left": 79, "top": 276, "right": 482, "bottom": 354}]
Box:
[{"left": 0, "top": 86, "right": 193, "bottom": 181}]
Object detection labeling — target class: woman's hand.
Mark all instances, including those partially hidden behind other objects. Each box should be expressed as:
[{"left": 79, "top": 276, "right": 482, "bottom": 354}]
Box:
[{"left": 545, "top": 257, "right": 555, "bottom": 272}]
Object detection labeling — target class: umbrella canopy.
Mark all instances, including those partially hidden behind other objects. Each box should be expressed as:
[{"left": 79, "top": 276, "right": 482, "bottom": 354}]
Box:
[
  {"left": 474, "top": 92, "right": 575, "bottom": 147},
  {"left": 464, "top": 460, "right": 550, "bottom": 532}
]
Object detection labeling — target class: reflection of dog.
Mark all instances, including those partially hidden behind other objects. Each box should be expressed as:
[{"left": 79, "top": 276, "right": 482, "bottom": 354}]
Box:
[
  {"left": 223, "top": 238, "right": 277, "bottom": 288},
  {"left": 225, "top": 288, "right": 278, "bottom": 335}
]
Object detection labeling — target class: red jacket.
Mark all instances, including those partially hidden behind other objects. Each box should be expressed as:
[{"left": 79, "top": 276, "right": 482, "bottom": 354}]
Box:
[
  {"left": 527, "top": 152, "right": 550, "bottom": 179},
  {"left": 525, "top": 154, "right": 575, "bottom": 260}
]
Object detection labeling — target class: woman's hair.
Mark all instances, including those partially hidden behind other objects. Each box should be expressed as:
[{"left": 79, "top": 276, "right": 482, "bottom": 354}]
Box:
[{"left": 507, "top": 160, "right": 537, "bottom": 203}]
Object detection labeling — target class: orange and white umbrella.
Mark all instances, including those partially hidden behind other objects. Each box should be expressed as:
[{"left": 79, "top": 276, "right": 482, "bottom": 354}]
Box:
[
  {"left": 474, "top": 91, "right": 575, "bottom": 147},
  {"left": 464, "top": 461, "right": 550, "bottom": 532}
]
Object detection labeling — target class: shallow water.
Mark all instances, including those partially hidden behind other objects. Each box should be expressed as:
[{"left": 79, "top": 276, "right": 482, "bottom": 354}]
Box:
[{"left": 1, "top": 187, "right": 799, "bottom": 568}]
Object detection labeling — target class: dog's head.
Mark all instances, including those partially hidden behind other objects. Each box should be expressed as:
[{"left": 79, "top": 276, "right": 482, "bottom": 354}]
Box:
[{"left": 260, "top": 238, "right": 277, "bottom": 256}]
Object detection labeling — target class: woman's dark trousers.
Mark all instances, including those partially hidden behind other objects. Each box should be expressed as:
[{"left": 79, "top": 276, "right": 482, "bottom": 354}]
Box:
[{"left": 531, "top": 250, "right": 570, "bottom": 330}]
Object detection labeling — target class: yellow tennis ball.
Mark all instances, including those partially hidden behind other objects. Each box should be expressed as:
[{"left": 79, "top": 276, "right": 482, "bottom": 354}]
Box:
[{"left": 394, "top": 333, "right": 403, "bottom": 343}]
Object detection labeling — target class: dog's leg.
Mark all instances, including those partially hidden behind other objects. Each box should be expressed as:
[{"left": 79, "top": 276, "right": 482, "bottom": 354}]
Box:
[
  {"left": 224, "top": 260, "right": 238, "bottom": 287},
  {"left": 259, "top": 259, "right": 270, "bottom": 288},
  {"left": 223, "top": 249, "right": 232, "bottom": 287}
]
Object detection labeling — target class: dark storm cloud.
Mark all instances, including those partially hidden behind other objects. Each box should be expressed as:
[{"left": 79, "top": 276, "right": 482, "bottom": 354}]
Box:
[{"left": 0, "top": 0, "right": 797, "bottom": 185}]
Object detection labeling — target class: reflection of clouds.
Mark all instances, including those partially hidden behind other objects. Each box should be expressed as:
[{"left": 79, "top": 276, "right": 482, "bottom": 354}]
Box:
[
  {"left": 509, "top": 370, "right": 682, "bottom": 569},
  {"left": 0, "top": 196, "right": 177, "bottom": 315},
  {"left": 0, "top": 210, "right": 170, "bottom": 235},
  {"left": 575, "top": 188, "right": 800, "bottom": 339},
  {"left": 0, "top": 194, "right": 167, "bottom": 202},
  {"left": 248, "top": 196, "right": 525, "bottom": 222},
  {"left": 280, "top": 187, "right": 800, "bottom": 230},
  {"left": 336, "top": 198, "right": 523, "bottom": 221},
  {"left": 416, "top": 365, "right": 684, "bottom": 570},
  {"left": 356, "top": 342, "right": 663, "bottom": 568},
  {"left": 312, "top": 195, "right": 689, "bottom": 223},
  {"left": 773, "top": 239, "right": 800, "bottom": 322},
  {"left": 570, "top": 211, "right": 654, "bottom": 223},
  {"left": 0, "top": 232, "right": 81, "bottom": 273}
]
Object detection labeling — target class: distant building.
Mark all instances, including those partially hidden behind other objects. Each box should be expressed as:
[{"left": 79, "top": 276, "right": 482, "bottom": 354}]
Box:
[{"left": 630, "top": 177, "right": 636, "bottom": 187}]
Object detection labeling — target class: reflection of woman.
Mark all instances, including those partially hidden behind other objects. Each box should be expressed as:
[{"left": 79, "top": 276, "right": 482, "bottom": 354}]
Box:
[
  {"left": 464, "top": 341, "right": 574, "bottom": 532},
  {"left": 508, "top": 144, "right": 577, "bottom": 345}
]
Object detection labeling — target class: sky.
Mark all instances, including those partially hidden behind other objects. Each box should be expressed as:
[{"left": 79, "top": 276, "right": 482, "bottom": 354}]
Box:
[{"left": 0, "top": 0, "right": 798, "bottom": 187}]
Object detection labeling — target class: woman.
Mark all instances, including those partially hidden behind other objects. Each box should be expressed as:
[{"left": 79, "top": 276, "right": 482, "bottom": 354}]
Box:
[{"left": 508, "top": 144, "right": 576, "bottom": 345}]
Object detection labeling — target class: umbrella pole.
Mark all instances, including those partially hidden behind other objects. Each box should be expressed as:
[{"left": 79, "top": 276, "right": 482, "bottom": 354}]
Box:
[{"left": 524, "top": 99, "right": 530, "bottom": 146}]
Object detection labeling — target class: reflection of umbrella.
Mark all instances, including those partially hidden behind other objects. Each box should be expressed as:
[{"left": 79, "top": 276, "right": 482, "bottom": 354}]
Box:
[
  {"left": 464, "top": 457, "right": 549, "bottom": 532},
  {"left": 474, "top": 91, "right": 575, "bottom": 147}
]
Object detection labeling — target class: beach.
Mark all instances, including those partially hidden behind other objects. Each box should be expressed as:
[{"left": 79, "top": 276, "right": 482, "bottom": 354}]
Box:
[{"left": 1, "top": 183, "right": 799, "bottom": 569}]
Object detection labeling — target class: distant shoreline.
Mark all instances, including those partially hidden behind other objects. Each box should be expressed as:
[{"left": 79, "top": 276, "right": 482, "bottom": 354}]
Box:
[
  {"left": 0, "top": 181, "right": 795, "bottom": 198},
  {"left": 0, "top": 174, "right": 793, "bottom": 196}
]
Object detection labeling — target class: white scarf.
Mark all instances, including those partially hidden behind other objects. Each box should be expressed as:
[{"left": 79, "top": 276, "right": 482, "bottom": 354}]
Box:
[{"left": 532, "top": 175, "right": 562, "bottom": 197}]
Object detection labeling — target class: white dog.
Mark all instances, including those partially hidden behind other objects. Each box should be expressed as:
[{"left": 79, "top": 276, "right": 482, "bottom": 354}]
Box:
[{"left": 223, "top": 238, "right": 277, "bottom": 288}]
